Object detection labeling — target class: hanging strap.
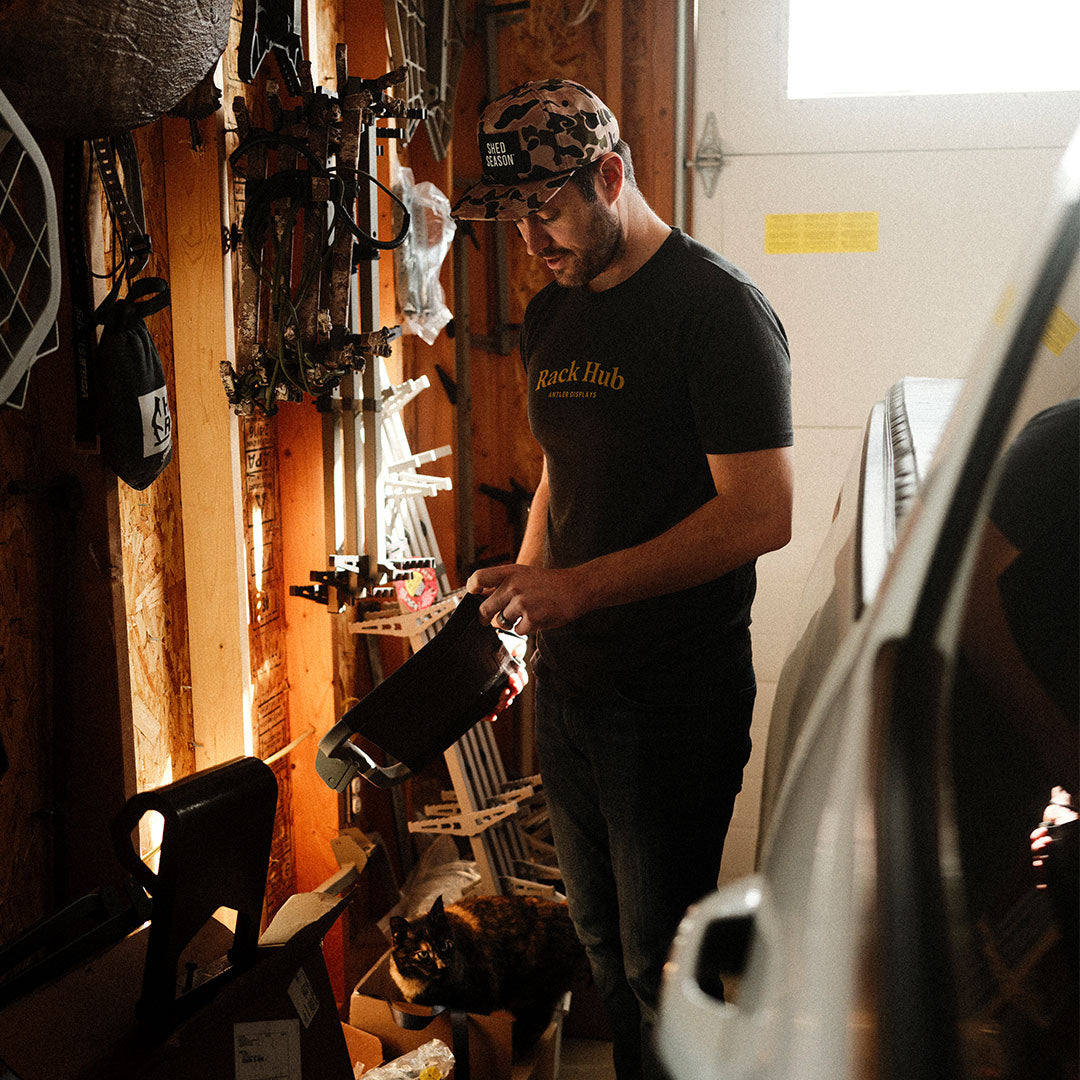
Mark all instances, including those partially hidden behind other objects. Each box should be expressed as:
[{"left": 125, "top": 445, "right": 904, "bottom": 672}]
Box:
[
  {"left": 90, "top": 134, "right": 151, "bottom": 279},
  {"left": 449, "top": 1008, "right": 470, "bottom": 1080},
  {"left": 113, "top": 276, "right": 172, "bottom": 323},
  {"left": 89, "top": 134, "right": 153, "bottom": 322},
  {"left": 61, "top": 139, "right": 98, "bottom": 447},
  {"left": 62, "top": 135, "right": 165, "bottom": 444}
]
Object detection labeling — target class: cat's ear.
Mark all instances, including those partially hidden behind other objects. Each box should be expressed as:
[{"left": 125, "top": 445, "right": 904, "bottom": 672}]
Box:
[
  {"left": 429, "top": 895, "right": 446, "bottom": 921},
  {"left": 389, "top": 915, "right": 409, "bottom": 943}
]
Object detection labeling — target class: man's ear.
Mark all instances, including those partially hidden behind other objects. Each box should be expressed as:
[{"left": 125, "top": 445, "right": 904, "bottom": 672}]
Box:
[{"left": 597, "top": 152, "right": 624, "bottom": 204}]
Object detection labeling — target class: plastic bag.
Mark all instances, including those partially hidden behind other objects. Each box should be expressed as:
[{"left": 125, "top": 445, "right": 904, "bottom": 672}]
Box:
[
  {"left": 393, "top": 167, "right": 455, "bottom": 345},
  {"left": 356, "top": 1038, "right": 454, "bottom": 1079},
  {"left": 378, "top": 836, "right": 480, "bottom": 939}
]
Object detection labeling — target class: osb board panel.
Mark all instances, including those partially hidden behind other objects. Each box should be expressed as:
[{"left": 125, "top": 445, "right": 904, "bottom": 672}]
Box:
[
  {"left": 0, "top": 140, "right": 135, "bottom": 911},
  {"left": 622, "top": 2, "right": 678, "bottom": 226},
  {"left": 120, "top": 122, "right": 197, "bottom": 801},
  {"left": 254, "top": 688, "right": 296, "bottom": 912},
  {"left": 0, "top": 413, "right": 54, "bottom": 940},
  {"left": 242, "top": 413, "right": 295, "bottom": 915},
  {"left": 490, "top": 2, "right": 677, "bottom": 323}
]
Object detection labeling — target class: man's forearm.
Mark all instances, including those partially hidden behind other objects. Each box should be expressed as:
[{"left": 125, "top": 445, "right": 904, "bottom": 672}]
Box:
[
  {"left": 516, "top": 462, "right": 549, "bottom": 567},
  {"left": 470, "top": 446, "right": 793, "bottom": 635},
  {"left": 573, "top": 486, "right": 788, "bottom": 611},
  {"left": 571, "top": 445, "right": 794, "bottom": 612}
]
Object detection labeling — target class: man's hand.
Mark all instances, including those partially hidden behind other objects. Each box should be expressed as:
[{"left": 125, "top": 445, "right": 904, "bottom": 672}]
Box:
[
  {"left": 1031, "top": 786, "right": 1078, "bottom": 888},
  {"left": 467, "top": 563, "right": 584, "bottom": 637},
  {"left": 481, "top": 629, "right": 529, "bottom": 723}
]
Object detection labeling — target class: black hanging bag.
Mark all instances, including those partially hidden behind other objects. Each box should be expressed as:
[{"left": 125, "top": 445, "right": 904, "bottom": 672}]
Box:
[
  {"left": 64, "top": 134, "right": 175, "bottom": 488},
  {"left": 94, "top": 276, "right": 174, "bottom": 490}
]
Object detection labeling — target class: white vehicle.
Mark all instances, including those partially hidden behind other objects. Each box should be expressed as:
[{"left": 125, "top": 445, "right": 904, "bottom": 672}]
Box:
[{"left": 659, "top": 124, "right": 1080, "bottom": 1080}]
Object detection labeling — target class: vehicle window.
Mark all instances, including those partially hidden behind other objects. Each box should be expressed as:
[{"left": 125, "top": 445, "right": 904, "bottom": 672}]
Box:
[{"left": 945, "top": 261, "right": 1078, "bottom": 1078}]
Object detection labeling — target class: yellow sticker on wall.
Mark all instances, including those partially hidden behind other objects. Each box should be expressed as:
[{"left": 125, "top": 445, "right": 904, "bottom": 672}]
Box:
[
  {"left": 765, "top": 212, "right": 879, "bottom": 254},
  {"left": 993, "top": 285, "right": 1017, "bottom": 327},
  {"left": 1042, "top": 306, "right": 1078, "bottom": 356}
]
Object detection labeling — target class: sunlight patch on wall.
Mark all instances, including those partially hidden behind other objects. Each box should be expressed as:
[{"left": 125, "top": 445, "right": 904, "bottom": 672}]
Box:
[{"left": 788, "top": 0, "right": 1080, "bottom": 98}]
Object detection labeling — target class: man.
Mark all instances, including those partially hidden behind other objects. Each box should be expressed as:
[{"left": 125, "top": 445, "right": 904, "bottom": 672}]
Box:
[{"left": 452, "top": 79, "right": 793, "bottom": 1080}]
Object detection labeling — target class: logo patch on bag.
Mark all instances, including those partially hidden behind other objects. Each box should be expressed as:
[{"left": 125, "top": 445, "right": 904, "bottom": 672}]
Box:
[{"left": 140, "top": 386, "right": 172, "bottom": 458}]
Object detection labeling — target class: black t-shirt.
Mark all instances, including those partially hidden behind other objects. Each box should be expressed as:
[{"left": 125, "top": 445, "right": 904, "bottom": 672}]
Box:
[{"left": 521, "top": 228, "right": 793, "bottom": 697}]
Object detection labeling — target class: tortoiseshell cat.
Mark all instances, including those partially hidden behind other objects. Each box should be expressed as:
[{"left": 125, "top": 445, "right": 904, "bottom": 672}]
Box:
[{"left": 389, "top": 893, "right": 586, "bottom": 1058}]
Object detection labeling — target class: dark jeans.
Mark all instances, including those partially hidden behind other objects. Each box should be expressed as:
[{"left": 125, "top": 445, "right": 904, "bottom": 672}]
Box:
[{"left": 535, "top": 647, "right": 756, "bottom": 1080}]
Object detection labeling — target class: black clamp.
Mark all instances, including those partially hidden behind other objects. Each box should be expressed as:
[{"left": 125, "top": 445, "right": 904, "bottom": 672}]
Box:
[{"left": 237, "top": 0, "right": 305, "bottom": 96}]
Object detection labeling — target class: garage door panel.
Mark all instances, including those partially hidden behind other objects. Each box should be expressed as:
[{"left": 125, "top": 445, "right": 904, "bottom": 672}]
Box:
[
  {"left": 698, "top": 146, "right": 1063, "bottom": 426},
  {"left": 751, "top": 427, "right": 862, "bottom": 684}
]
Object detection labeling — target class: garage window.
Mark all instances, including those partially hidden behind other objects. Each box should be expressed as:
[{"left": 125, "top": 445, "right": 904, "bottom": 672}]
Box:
[{"left": 788, "top": 0, "right": 1080, "bottom": 98}]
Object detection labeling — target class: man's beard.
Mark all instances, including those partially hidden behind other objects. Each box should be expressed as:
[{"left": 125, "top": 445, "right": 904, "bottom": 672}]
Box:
[{"left": 547, "top": 200, "right": 624, "bottom": 288}]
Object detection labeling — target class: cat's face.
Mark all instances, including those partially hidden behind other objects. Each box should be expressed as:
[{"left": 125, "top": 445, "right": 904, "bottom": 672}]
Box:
[{"left": 389, "top": 897, "right": 455, "bottom": 980}]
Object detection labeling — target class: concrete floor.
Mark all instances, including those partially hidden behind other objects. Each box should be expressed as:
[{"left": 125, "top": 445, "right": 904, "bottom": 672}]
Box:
[
  {"left": 559, "top": 1038, "right": 616, "bottom": 1079},
  {"left": 558, "top": 977, "right": 742, "bottom": 1078}
]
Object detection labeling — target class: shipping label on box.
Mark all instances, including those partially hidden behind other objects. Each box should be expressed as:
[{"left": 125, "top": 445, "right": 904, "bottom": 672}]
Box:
[{"left": 234, "top": 1019, "right": 302, "bottom": 1079}]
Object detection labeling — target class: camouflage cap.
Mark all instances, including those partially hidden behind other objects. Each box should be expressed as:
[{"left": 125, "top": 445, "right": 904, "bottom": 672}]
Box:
[{"left": 451, "top": 79, "right": 619, "bottom": 222}]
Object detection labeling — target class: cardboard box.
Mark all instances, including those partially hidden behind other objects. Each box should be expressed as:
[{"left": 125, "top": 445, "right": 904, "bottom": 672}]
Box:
[
  {"left": 342, "top": 1022, "right": 383, "bottom": 1077},
  {"left": 0, "top": 892, "right": 357, "bottom": 1080},
  {"left": 348, "top": 951, "right": 562, "bottom": 1080}
]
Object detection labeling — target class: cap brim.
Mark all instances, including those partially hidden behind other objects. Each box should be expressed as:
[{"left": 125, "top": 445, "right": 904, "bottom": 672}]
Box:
[{"left": 451, "top": 171, "right": 574, "bottom": 221}]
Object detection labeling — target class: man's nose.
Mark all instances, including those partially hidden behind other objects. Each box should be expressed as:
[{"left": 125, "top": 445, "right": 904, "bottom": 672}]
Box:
[{"left": 517, "top": 216, "right": 550, "bottom": 256}]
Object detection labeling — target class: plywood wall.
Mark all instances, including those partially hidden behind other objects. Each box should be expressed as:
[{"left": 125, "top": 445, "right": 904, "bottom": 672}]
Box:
[
  {"left": 122, "top": 124, "right": 197, "bottom": 803},
  {"left": 403, "top": 0, "right": 678, "bottom": 586},
  {"left": 0, "top": 140, "right": 136, "bottom": 929},
  {"left": 0, "top": 410, "right": 55, "bottom": 940}
]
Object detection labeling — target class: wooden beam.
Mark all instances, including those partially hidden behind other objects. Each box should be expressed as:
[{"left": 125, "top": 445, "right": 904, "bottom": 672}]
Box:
[
  {"left": 604, "top": 1, "right": 623, "bottom": 123},
  {"left": 162, "top": 112, "right": 251, "bottom": 768},
  {"left": 278, "top": 398, "right": 338, "bottom": 868}
]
